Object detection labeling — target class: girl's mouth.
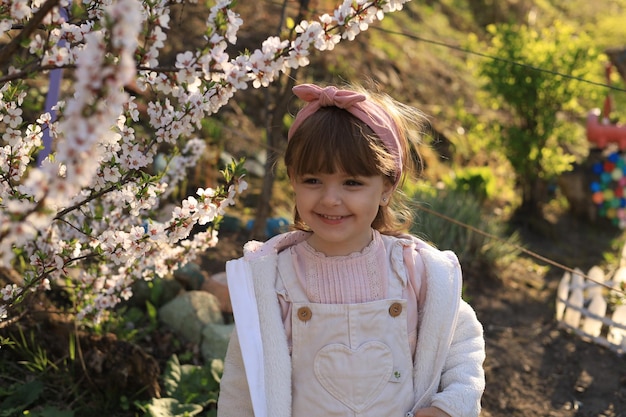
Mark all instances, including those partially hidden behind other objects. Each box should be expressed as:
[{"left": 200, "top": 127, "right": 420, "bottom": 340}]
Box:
[{"left": 319, "top": 214, "right": 344, "bottom": 220}]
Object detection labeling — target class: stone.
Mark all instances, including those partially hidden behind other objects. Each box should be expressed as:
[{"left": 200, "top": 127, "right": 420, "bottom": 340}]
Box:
[
  {"left": 174, "top": 262, "right": 206, "bottom": 290},
  {"left": 159, "top": 291, "right": 223, "bottom": 344},
  {"left": 201, "top": 271, "right": 232, "bottom": 313},
  {"left": 201, "top": 323, "right": 234, "bottom": 362},
  {"left": 127, "top": 276, "right": 183, "bottom": 309}
]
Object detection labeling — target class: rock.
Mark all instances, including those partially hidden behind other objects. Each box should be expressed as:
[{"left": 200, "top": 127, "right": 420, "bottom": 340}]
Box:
[
  {"left": 201, "top": 323, "right": 234, "bottom": 362},
  {"left": 127, "top": 276, "right": 183, "bottom": 309},
  {"left": 174, "top": 262, "right": 206, "bottom": 290},
  {"left": 201, "top": 271, "right": 232, "bottom": 313},
  {"left": 158, "top": 291, "right": 223, "bottom": 344},
  {"left": 175, "top": 263, "right": 232, "bottom": 313}
]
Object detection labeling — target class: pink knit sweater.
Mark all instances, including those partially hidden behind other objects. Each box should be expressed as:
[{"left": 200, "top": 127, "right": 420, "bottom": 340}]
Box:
[{"left": 277, "top": 230, "right": 423, "bottom": 355}]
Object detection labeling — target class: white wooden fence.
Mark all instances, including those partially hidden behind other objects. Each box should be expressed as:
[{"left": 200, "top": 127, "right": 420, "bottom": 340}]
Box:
[{"left": 555, "top": 250, "right": 626, "bottom": 355}]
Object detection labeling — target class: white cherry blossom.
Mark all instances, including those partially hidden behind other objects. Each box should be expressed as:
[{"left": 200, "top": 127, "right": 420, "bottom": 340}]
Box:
[{"left": 0, "top": 0, "right": 411, "bottom": 323}]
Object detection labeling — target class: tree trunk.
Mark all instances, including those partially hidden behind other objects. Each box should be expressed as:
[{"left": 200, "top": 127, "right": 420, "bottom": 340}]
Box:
[
  {"left": 249, "top": 83, "right": 292, "bottom": 240},
  {"left": 249, "top": 0, "right": 310, "bottom": 240},
  {"left": 517, "top": 176, "right": 549, "bottom": 220}
]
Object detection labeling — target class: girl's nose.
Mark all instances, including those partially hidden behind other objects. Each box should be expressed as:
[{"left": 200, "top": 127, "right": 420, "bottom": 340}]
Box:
[{"left": 321, "top": 186, "right": 341, "bottom": 206}]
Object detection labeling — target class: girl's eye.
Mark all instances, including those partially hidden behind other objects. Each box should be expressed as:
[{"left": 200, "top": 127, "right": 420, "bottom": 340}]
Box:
[
  {"left": 345, "top": 179, "right": 363, "bottom": 186},
  {"left": 301, "top": 177, "right": 319, "bottom": 184}
]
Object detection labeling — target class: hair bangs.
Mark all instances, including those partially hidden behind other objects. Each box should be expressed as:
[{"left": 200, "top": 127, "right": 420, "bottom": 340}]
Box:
[{"left": 286, "top": 107, "right": 391, "bottom": 179}]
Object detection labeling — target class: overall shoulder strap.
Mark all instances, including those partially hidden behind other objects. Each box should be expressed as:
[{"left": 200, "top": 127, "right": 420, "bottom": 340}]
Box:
[{"left": 276, "top": 249, "right": 310, "bottom": 303}]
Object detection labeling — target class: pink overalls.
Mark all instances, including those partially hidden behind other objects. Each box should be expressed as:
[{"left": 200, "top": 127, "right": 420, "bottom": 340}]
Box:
[{"left": 277, "top": 251, "right": 415, "bottom": 416}]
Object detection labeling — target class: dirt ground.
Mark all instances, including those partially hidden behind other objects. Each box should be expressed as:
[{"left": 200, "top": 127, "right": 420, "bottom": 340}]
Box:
[{"left": 463, "top": 213, "right": 626, "bottom": 417}]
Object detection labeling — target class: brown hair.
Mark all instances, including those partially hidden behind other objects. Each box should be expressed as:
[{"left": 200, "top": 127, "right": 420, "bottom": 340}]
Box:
[{"left": 285, "top": 85, "right": 425, "bottom": 235}]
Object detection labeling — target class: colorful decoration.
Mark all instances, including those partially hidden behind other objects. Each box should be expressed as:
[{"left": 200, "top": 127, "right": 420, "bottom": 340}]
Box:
[
  {"left": 586, "top": 59, "right": 626, "bottom": 228},
  {"left": 590, "top": 151, "right": 626, "bottom": 228},
  {"left": 586, "top": 110, "right": 626, "bottom": 150},
  {"left": 585, "top": 62, "right": 626, "bottom": 150}
]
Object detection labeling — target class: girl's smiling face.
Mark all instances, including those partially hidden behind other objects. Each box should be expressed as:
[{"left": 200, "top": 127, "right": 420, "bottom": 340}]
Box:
[{"left": 291, "top": 171, "right": 392, "bottom": 256}]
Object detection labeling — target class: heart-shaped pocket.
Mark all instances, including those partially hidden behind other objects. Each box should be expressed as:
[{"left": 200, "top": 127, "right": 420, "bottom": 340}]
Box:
[{"left": 314, "top": 341, "right": 393, "bottom": 412}]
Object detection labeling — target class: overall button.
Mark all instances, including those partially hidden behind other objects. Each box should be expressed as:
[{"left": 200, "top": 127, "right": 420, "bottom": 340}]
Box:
[
  {"left": 297, "top": 306, "right": 312, "bottom": 322},
  {"left": 388, "top": 302, "right": 402, "bottom": 317}
]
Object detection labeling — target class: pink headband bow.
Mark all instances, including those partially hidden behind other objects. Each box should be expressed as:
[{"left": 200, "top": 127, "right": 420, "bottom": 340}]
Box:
[{"left": 287, "top": 84, "right": 403, "bottom": 186}]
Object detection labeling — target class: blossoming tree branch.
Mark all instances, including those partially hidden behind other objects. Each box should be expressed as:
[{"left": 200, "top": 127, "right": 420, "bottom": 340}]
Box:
[{"left": 0, "top": 0, "right": 410, "bottom": 326}]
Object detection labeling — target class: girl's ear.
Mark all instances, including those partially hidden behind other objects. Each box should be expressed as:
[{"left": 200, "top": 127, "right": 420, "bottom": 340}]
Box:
[{"left": 380, "top": 181, "right": 394, "bottom": 206}]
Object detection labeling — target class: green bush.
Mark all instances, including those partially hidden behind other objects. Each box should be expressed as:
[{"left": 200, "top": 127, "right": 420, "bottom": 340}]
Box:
[
  {"left": 443, "top": 166, "right": 497, "bottom": 202},
  {"left": 408, "top": 185, "right": 520, "bottom": 276},
  {"left": 468, "top": 21, "right": 602, "bottom": 213},
  {"left": 139, "top": 355, "right": 222, "bottom": 417}
]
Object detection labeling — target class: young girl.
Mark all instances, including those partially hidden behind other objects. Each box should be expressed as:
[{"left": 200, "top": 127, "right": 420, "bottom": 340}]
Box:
[{"left": 217, "top": 83, "right": 485, "bottom": 417}]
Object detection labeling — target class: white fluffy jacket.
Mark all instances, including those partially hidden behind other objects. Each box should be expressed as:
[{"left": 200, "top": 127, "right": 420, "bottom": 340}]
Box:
[{"left": 217, "top": 231, "right": 485, "bottom": 417}]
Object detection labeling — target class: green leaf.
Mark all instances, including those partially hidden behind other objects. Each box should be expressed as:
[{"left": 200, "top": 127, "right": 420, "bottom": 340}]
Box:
[
  {"left": 145, "top": 398, "right": 203, "bottom": 417},
  {"left": 146, "top": 300, "right": 158, "bottom": 325},
  {"left": 39, "top": 407, "right": 75, "bottom": 417},
  {"left": 0, "top": 380, "right": 44, "bottom": 415},
  {"left": 209, "top": 359, "right": 223, "bottom": 385},
  {"left": 161, "top": 356, "right": 222, "bottom": 407},
  {"left": 163, "top": 355, "right": 182, "bottom": 397}
]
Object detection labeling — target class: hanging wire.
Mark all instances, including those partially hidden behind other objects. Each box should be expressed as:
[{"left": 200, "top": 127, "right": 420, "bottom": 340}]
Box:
[
  {"left": 370, "top": 26, "right": 626, "bottom": 93},
  {"left": 413, "top": 202, "right": 626, "bottom": 295}
]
